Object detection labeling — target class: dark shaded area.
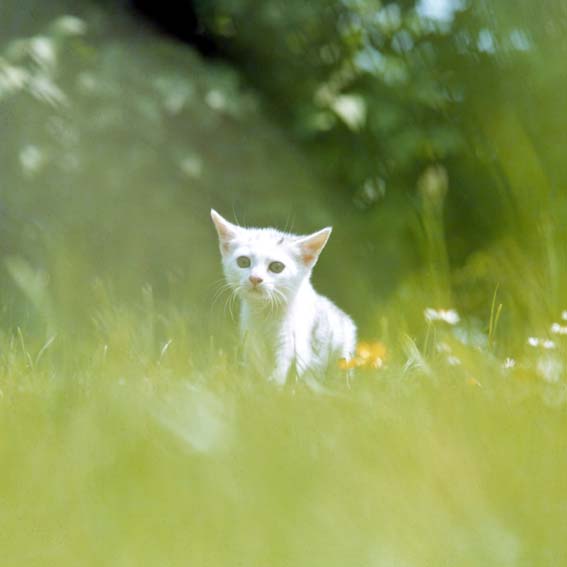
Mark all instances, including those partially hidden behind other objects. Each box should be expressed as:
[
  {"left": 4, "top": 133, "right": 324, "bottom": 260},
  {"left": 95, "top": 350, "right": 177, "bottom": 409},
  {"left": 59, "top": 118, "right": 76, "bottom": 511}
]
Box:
[{"left": 128, "top": 0, "right": 222, "bottom": 58}]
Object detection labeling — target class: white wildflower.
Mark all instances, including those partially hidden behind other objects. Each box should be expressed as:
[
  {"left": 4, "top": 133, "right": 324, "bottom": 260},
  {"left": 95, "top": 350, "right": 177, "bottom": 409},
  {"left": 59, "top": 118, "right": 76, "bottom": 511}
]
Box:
[
  {"left": 536, "top": 355, "right": 563, "bottom": 383},
  {"left": 29, "top": 36, "right": 56, "bottom": 69},
  {"left": 19, "top": 145, "right": 45, "bottom": 176},
  {"left": 453, "top": 325, "right": 488, "bottom": 348},
  {"left": 418, "top": 165, "right": 448, "bottom": 201},
  {"left": 330, "top": 94, "right": 366, "bottom": 130},
  {"left": 551, "top": 323, "right": 567, "bottom": 335},
  {"left": 424, "top": 308, "right": 460, "bottom": 325},
  {"left": 0, "top": 62, "right": 28, "bottom": 95},
  {"left": 27, "top": 73, "right": 67, "bottom": 106},
  {"left": 503, "top": 358, "right": 516, "bottom": 369},
  {"left": 51, "top": 16, "right": 86, "bottom": 36},
  {"left": 442, "top": 310, "right": 460, "bottom": 325},
  {"left": 528, "top": 337, "right": 556, "bottom": 350},
  {"left": 206, "top": 89, "right": 227, "bottom": 111},
  {"left": 436, "top": 341, "right": 451, "bottom": 353},
  {"left": 164, "top": 90, "right": 189, "bottom": 114},
  {"left": 447, "top": 355, "right": 461, "bottom": 366},
  {"left": 509, "top": 29, "right": 531, "bottom": 52},
  {"left": 562, "top": 310, "right": 567, "bottom": 321},
  {"left": 179, "top": 154, "right": 202, "bottom": 178},
  {"left": 154, "top": 76, "right": 195, "bottom": 115}
]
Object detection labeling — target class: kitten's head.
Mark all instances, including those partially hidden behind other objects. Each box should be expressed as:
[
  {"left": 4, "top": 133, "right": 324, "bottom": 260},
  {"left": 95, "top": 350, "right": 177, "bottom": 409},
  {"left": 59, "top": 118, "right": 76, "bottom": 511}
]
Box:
[{"left": 211, "top": 209, "right": 331, "bottom": 306}]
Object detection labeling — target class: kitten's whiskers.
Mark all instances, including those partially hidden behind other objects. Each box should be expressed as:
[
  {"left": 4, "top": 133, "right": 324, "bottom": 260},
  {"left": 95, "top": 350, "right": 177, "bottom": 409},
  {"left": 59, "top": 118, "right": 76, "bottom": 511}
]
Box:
[
  {"left": 211, "top": 281, "right": 235, "bottom": 308},
  {"left": 272, "top": 288, "right": 288, "bottom": 309}
]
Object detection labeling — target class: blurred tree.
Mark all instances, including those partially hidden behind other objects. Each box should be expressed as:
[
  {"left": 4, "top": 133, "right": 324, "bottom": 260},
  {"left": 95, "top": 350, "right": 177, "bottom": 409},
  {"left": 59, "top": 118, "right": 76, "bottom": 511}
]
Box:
[
  {"left": 0, "top": 2, "right": 340, "bottom": 333},
  {"left": 193, "top": 0, "right": 567, "bottom": 262},
  {"left": 3, "top": 0, "right": 567, "bottom": 335}
]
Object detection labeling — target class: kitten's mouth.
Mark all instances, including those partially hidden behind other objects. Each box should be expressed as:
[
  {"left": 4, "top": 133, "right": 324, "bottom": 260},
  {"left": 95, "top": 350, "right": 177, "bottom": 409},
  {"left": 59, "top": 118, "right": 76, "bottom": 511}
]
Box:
[
  {"left": 243, "top": 285, "right": 269, "bottom": 300},
  {"left": 246, "top": 286, "right": 264, "bottom": 295}
]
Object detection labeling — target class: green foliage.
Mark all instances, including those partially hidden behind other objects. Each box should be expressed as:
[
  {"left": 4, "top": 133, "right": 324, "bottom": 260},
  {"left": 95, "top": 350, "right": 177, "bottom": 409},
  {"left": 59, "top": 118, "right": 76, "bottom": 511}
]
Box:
[
  {"left": 0, "top": 4, "right": 340, "bottom": 332},
  {"left": 197, "top": 0, "right": 567, "bottom": 265},
  {"left": 197, "top": 0, "right": 465, "bottom": 188}
]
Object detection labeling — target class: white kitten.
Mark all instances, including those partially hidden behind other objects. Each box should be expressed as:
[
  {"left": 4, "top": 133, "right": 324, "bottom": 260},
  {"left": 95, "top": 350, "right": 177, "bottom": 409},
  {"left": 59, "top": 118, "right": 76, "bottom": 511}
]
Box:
[{"left": 211, "top": 209, "right": 356, "bottom": 385}]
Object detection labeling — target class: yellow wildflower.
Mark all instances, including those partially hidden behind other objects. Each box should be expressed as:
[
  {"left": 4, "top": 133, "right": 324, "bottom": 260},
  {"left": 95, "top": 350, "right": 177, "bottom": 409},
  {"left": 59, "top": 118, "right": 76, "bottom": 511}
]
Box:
[{"left": 339, "top": 341, "right": 387, "bottom": 370}]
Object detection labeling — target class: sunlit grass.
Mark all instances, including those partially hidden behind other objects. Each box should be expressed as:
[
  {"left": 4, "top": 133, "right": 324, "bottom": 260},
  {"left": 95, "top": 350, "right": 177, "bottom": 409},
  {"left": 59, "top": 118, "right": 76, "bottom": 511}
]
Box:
[
  {"left": 2, "top": 263, "right": 567, "bottom": 566},
  {"left": 2, "top": 164, "right": 567, "bottom": 565}
]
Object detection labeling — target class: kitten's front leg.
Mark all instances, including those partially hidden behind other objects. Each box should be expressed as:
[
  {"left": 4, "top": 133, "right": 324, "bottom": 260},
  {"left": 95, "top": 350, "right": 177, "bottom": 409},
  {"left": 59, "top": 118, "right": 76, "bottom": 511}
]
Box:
[{"left": 268, "top": 341, "right": 294, "bottom": 386}]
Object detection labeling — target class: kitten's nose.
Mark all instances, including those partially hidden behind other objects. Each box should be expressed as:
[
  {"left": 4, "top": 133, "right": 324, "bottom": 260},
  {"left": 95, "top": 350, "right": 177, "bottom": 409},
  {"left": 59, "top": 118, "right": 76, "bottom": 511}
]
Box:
[{"left": 249, "top": 275, "right": 263, "bottom": 286}]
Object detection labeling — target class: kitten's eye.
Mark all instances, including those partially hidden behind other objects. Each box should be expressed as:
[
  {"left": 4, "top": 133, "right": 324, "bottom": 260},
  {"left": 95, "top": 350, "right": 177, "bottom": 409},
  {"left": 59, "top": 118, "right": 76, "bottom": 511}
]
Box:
[
  {"left": 236, "top": 256, "right": 251, "bottom": 268},
  {"left": 269, "top": 261, "right": 285, "bottom": 274}
]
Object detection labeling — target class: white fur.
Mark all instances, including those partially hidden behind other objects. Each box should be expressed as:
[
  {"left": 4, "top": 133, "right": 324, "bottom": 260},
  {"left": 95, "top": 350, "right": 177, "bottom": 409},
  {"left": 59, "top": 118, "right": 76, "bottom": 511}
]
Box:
[{"left": 211, "top": 209, "right": 357, "bottom": 385}]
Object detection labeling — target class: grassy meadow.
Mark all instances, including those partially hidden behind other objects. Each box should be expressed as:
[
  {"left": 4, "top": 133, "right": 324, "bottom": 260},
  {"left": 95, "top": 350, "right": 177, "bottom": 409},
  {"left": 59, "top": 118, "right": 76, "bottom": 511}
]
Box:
[
  {"left": 2, "top": 243, "right": 567, "bottom": 566},
  {"left": 2, "top": 1, "right": 567, "bottom": 565}
]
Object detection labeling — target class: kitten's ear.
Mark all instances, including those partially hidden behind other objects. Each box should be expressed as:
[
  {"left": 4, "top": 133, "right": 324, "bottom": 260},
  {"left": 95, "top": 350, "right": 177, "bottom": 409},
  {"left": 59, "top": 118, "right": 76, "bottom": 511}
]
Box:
[
  {"left": 211, "top": 209, "right": 239, "bottom": 253},
  {"left": 295, "top": 227, "right": 332, "bottom": 266}
]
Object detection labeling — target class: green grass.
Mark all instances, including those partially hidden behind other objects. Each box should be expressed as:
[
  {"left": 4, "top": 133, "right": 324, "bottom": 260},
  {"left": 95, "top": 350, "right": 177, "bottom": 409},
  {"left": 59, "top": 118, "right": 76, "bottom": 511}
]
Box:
[{"left": 1, "top": 274, "right": 567, "bottom": 566}]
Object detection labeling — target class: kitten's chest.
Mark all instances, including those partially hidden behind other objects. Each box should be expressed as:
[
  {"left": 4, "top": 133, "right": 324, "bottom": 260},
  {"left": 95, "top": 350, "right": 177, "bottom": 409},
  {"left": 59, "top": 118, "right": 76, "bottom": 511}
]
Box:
[
  {"left": 240, "top": 309, "right": 291, "bottom": 361},
  {"left": 241, "top": 315, "right": 285, "bottom": 348}
]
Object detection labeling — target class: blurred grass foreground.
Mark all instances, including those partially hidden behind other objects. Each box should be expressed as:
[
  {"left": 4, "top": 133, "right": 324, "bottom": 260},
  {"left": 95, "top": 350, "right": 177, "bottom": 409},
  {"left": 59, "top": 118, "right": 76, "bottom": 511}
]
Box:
[{"left": 2, "top": 0, "right": 567, "bottom": 565}]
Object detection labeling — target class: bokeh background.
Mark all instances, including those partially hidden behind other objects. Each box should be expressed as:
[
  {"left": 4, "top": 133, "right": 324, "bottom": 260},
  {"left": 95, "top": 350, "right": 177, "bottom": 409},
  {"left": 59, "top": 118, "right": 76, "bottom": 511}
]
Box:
[{"left": 2, "top": 0, "right": 567, "bottom": 565}]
